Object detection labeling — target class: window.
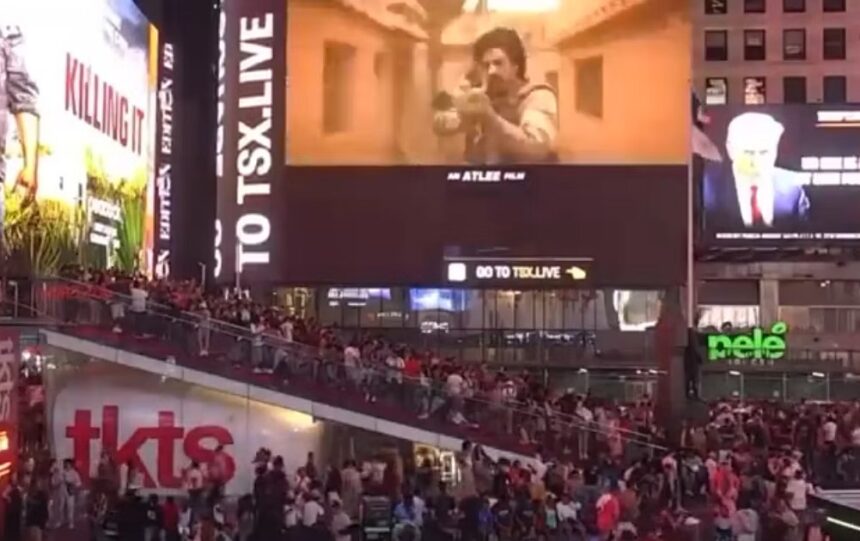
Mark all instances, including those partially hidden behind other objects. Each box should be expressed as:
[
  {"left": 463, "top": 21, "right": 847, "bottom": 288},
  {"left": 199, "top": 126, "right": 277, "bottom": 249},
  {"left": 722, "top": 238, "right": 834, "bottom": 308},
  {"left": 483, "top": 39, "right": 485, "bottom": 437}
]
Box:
[
  {"left": 744, "top": 77, "right": 767, "bottom": 104},
  {"left": 783, "top": 76, "right": 807, "bottom": 103},
  {"left": 783, "top": 0, "right": 805, "bottom": 12},
  {"left": 744, "top": 0, "right": 765, "bottom": 12},
  {"left": 322, "top": 41, "right": 356, "bottom": 134},
  {"left": 545, "top": 70, "right": 559, "bottom": 92},
  {"left": 823, "top": 0, "right": 846, "bottom": 12},
  {"left": 744, "top": 29, "right": 766, "bottom": 60},
  {"left": 783, "top": 29, "right": 806, "bottom": 60},
  {"left": 705, "top": 30, "right": 728, "bottom": 61},
  {"left": 705, "top": 78, "right": 728, "bottom": 105},
  {"left": 823, "top": 28, "right": 846, "bottom": 60},
  {"left": 575, "top": 56, "right": 603, "bottom": 118},
  {"left": 373, "top": 52, "right": 388, "bottom": 79},
  {"left": 705, "top": 0, "right": 728, "bottom": 14},
  {"left": 823, "top": 75, "right": 847, "bottom": 103}
]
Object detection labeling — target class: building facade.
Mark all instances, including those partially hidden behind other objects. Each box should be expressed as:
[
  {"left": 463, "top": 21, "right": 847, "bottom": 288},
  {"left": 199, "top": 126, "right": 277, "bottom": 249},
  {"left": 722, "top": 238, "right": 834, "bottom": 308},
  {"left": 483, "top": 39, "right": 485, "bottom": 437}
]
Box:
[{"left": 693, "top": 0, "right": 859, "bottom": 104}]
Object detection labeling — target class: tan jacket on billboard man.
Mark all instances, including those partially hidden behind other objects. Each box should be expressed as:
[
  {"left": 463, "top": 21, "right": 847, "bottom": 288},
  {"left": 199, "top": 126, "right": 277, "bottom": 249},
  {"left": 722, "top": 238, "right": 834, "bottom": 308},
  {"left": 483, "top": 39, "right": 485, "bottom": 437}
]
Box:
[
  {"left": 432, "top": 27, "right": 558, "bottom": 165},
  {"left": 0, "top": 24, "right": 40, "bottom": 206}
]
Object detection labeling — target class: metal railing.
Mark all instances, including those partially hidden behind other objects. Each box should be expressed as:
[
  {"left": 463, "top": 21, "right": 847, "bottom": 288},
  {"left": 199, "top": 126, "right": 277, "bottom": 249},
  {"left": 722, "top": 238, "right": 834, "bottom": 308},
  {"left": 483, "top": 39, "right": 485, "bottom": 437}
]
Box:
[{"left": 34, "top": 277, "right": 668, "bottom": 460}]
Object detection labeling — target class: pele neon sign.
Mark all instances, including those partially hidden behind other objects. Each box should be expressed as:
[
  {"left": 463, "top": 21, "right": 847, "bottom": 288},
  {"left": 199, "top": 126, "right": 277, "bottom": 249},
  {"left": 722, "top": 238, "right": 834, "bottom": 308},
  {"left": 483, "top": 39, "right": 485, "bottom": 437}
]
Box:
[{"left": 707, "top": 322, "right": 788, "bottom": 361}]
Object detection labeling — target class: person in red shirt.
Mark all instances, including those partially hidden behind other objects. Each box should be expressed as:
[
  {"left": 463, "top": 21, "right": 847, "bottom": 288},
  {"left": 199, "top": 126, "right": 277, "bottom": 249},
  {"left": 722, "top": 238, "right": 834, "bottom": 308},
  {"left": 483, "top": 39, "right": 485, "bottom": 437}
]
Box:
[
  {"left": 403, "top": 353, "right": 423, "bottom": 380},
  {"left": 208, "top": 446, "right": 231, "bottom": 506},
  {"left": 596, "top": 484, "right": 621, "bottom": 540},
  {"left": 161, "top": 496, "right": 180, "bottom": 541}
]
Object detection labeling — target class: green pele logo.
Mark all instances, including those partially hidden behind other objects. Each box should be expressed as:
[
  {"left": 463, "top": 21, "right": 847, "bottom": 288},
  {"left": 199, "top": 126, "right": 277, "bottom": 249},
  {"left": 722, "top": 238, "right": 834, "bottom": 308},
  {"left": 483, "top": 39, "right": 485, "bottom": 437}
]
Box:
[{"left": 707, "top": 321, "right": 788, "bottom": 361}]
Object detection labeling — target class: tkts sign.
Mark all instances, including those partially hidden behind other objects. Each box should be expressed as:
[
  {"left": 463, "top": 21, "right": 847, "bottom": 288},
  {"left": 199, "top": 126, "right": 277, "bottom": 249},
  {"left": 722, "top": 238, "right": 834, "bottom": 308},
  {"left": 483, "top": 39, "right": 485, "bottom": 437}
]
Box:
[
  {"left": 154, "top": 41, "right": 175, "bottom": 277},
  {"left": 66, "top": 406, "right": 235, "bottom": 489}
]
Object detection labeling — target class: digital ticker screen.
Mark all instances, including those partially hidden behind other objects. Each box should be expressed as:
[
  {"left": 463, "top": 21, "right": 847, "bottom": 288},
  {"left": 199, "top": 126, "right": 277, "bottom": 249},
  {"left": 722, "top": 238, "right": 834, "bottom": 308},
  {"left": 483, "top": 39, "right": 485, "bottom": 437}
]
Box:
[{"left": 445, "top": 257, "right": 591, "bottom": 287}]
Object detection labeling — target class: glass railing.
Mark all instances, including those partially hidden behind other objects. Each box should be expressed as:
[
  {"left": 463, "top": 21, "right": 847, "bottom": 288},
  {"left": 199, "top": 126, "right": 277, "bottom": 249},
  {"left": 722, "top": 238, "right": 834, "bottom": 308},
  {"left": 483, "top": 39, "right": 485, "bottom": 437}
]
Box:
[{"left": 33, "top": 277, "right": 667, "bottom": 461}]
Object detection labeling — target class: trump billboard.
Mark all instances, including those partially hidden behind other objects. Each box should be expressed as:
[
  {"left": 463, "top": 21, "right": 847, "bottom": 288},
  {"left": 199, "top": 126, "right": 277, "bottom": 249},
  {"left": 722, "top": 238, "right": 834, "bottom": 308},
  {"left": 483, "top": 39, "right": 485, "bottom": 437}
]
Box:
[{"left": 698, "top": 105, "right": 860, "bottom": 244}]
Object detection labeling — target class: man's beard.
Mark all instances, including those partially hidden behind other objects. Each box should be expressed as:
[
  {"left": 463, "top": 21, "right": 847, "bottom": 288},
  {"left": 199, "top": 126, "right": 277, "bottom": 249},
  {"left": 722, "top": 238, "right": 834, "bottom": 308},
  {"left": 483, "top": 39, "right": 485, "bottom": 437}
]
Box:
[{"left": 486, "top": 76, "right": 508, "bottom": 98}]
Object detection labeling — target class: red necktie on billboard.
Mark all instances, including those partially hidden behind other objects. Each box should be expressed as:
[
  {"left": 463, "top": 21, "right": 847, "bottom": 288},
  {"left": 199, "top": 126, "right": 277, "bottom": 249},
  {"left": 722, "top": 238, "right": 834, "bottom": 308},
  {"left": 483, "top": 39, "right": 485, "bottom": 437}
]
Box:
[{"left": 750, "top": 185, "right": 763, "bottom": 225}]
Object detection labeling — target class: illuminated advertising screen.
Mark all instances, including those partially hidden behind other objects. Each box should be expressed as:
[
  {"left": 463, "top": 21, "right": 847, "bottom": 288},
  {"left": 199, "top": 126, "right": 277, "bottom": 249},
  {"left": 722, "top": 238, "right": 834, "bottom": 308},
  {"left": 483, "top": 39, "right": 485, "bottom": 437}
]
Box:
[
  {"left": 0, "top": 330, "right": 18, "bottom": 493},
  {"left": 699, "top": 105, "right": 860, "bottom": 244},
  {"left": 1, "top": 0, "right": 157, "bottom": 275},
  {"left": 215, "top": 0, "right": 689, "bottom": 287},
  {"left": 444, "top": 257, "right": 590, "bottom": 287},
  {"left": 154, "top": 40, "right": 174, "bottom": 277},
  {"left": 286, "top": 0, "right": 690, "bottom": 168}
]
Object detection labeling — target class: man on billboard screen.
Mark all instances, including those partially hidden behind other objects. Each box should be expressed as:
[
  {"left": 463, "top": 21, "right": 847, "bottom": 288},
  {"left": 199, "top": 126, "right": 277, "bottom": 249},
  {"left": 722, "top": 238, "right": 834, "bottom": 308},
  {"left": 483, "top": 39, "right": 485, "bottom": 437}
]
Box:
[
  {"left": 283, "top": 0, "right": 691, "bottom": 167},
  {"left": 432, "top": 27, "right": 559, "bottom": 165},
  {"left": 0, "top": 23, "right": 40, "bottom": 230},
  {"left": 703, "top": 112, "right": 810, "bottom": 230}
]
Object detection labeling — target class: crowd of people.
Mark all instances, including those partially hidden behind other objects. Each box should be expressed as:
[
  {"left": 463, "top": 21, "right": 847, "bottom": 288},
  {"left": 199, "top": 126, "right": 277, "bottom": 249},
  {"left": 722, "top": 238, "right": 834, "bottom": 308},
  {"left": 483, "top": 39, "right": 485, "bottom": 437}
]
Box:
[{"left": 7, "top": 268, "right": 859, "bottom": 539}]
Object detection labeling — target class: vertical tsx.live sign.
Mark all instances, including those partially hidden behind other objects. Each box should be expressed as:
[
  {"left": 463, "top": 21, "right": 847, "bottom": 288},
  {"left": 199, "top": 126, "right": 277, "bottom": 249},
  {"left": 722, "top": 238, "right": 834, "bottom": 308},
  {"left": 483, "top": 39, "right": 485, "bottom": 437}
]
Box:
[{"left": 215, "top": 0, "right": 283, "bottom": 281}]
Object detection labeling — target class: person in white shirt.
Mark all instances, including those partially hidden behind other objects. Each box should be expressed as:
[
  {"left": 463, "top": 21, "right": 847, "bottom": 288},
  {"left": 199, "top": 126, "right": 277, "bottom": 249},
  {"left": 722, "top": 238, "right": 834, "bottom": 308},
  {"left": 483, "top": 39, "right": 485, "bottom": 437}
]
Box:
[
  {"left": 385, "top": 351, "right": 405, "bottom": 384},
  {"left": 556, "top": 492, "right": 580, "bottom": 523},
  {"left": 733, "top": 498, "right": 759, "bottom": 541},
  {"left": 284, "top": 494, "right": 299, "bottom": 529},
  {"left": 120, "top": 460, "right": 144, "bottom": 496},
  {"left": 574, "top": 400, "right": 593, "bottom": 459},
  {"left": 129, "top": 281, "right": 149, "bottom": 336},
  {"left": 445, "top": 372, "right": 470, "bottom": 425},
  {"left": 250, "top": 317, "right": 266, "bottom": 373},
  {"left": 302, "top": 491, "right": 325, "bottom": 527},
  {"left": 446, "top": 372, "right": 464, "bottom": 397},
  {"left": 852, "top": 426, "right": 860, "bottom": 447},
  {"left": 280, "top": 317, "right": 294, "bottom": 342},
  {"left": 344, "top": 343, "right": 362, "bottom": 386},
  {"left": 130, "top": 282, "right": 148, "bottom": 313},
  {"left": 822, "top": 417, "right": 838, "bottom": 445},
  {"left": 60, "top": 459, "right": 82, "bottom": 529},
  {"left": 330, "top": 498, "right": 353, "bottom": 541},
  {"left": 786, "top": 470, "right": 814, "bottom": 513}
]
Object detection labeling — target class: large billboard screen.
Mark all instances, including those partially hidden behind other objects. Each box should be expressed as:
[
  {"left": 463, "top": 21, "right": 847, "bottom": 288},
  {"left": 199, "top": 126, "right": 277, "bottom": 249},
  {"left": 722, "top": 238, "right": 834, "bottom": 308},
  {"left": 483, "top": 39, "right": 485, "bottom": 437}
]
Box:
[
  {"left": 1, "top": 0, "right": 157, "bottom": 275},
  {"left": 698, "top": 105, "right": 860, "bottom": 244},
  {"left": 286, "top": 0, "right": 690, "bottom": 167},
  {"left": 216, "top": 0, "right": 690, "bottom": 286}
]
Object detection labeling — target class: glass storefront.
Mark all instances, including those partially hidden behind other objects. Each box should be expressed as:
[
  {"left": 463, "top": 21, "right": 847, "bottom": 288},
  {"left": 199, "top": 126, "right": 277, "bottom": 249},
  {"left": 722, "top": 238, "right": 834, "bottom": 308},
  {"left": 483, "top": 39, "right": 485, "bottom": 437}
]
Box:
[
  {"left": 274, "top": 287, "right": 665, "bottom": 364},
  {"left": 277, "top": 287, "right": 665, "bottom": 331},
  {"left": 545, "top": 370, "right": 860, "bottom": 402}
]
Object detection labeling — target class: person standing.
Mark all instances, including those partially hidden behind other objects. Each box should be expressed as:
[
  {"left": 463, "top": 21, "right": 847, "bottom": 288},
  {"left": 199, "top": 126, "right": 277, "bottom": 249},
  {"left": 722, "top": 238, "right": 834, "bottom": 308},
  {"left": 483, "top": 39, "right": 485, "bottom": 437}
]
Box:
[
  {"left": 129, "top": 281, "right": 149, "bottom": 336},
  {"left": 197, "top": 302, "right": 212, "bottom": 356},
  {"left": 329, "top": 499, "right": 352, "bottom": 541},
  {"left": 60, "top": 459, "right": 82, "bottom": 529},
  {"left": 2, "top": 473, "right": 23, "bottom": 541},
  {"left": 24, "top": 481, "right": 49, "bottom": 541},
  {"left": 162, "top": 496, "right": 181, "bottom": 541},
  {"left": 184, "top": 461, "right": 204, "bottom": 527},
  {"left": 0, "top": 21, "right": 40, "bottom": 245},
  {"left": 144, "top": 495, "right": 163, "bottom": 541},
  {"left": 596, "top": 484, "right": 620, "bottom": 541},
  {"left": 47, "top": 460, "right": 62, "bottom": 529}
]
